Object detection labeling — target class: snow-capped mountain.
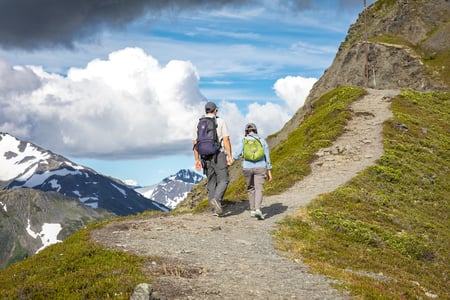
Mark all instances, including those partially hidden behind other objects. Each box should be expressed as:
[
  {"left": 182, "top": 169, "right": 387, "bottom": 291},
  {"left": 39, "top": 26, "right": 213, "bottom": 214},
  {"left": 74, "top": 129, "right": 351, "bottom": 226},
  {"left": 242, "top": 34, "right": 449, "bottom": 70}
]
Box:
[
  {"left": 137, "top": 169, "right": 203, "bottom": 209},
  {"left": 135, "top": 184, "right": 157, "bottom": 199},
  {"left": 0, "top": 132, "right": 169, "bottom": 215}
]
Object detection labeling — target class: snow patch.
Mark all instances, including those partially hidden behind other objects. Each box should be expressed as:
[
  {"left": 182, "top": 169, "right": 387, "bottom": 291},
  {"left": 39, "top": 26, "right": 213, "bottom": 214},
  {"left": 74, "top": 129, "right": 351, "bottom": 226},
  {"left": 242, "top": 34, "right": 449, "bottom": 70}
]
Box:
[
  {"left": 0, "top": 201, "right": 6, "bottom": 212},
  {"left": 80, "top": 197, "right": 99, "bottom": 209},
  {"left": 17, "top": 168, "right": 82, "bottom": 188},
  {"left": 26, "top": 219, "right": 62, "bottom": 253},
  {"left": 153, "top": 202, "right": 170, "bottom": 212},
  {"left": 48, "top": 179, "right": 61, "bottom": 191},
  {"left": 111, "top": 183, "right": 127, "bottom": 197}
]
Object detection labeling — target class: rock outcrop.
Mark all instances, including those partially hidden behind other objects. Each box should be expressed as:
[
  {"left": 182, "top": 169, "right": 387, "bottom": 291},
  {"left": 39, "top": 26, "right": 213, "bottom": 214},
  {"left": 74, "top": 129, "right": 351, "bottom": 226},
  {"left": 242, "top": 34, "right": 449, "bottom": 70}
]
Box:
[{"left": 268, "top": 0, "right": 450, "bottom": 147}]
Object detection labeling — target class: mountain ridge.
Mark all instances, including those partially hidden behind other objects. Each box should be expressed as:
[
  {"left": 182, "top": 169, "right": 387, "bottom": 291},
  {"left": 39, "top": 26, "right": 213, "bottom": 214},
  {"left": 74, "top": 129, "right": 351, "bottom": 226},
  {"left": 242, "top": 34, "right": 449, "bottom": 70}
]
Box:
[
  {"left": 0, "top": 188, "right": 113, "bottom": 269},
  {"left": 138, "top": 169, "right": 203, "bottom": 209},
  {"left": 0, "top": 132, "right": 168, "bottom": 216},
  {"left": 0, "top": 132, "right": 169, "bottom": 269}
]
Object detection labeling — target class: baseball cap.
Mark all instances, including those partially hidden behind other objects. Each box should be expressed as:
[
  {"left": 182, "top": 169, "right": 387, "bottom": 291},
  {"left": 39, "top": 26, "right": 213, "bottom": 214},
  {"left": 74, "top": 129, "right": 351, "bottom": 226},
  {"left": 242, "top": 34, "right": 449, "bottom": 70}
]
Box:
[
  {"left": 245, "top": 123, "right": 257, "bottom": 131},
  {"left": 205, "top": 102, "right": 217, "bottom": 113}
]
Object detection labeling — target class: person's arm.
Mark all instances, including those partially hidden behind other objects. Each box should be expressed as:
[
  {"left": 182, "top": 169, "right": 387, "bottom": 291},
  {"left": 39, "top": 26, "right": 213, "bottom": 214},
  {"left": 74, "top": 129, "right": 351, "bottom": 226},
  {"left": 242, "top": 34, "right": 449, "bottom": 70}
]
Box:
[
  {"left": 263, "top": 139, "right": 273, "bottom": 181},
  {"left": 232, "top": 139, "right": 243, "bottom": 161},
  {"left": 222, "top": 136, "right": 232, "bottom": 166},
  {"left": 193, "top": 140, "right": 202, "bottom": 172},
  {"left": 262, "top": 139, "right": 272, "bottom": 169}
]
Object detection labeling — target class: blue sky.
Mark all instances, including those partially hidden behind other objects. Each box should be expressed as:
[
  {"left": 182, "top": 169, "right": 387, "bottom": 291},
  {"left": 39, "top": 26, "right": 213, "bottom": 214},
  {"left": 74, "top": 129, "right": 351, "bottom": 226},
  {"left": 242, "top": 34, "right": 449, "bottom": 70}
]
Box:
[{"left": 0, "top": 0, "right": 376, "bottom": 186}]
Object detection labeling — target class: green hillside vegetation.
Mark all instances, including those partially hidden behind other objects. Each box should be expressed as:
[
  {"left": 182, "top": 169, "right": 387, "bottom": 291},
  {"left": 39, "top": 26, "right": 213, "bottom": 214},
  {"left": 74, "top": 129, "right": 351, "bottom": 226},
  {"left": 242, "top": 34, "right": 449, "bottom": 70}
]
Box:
[
  {"left": 187, "top": 86, "right": 366, "bottom": 212},
  {"left": 225, "top": 86, "right": 366, "bottom": 200},
  {"left": 0, "top": 86, "right": 368, "bottom": 298},
  {"left": 274, "top": 90, "right": 450, "bottom": 299},
  {"left": 0, "top": 88, "right": 448, "bottom": 299},
  {"left": 0, "top": 220, "right": 152, "bottom": 299}
]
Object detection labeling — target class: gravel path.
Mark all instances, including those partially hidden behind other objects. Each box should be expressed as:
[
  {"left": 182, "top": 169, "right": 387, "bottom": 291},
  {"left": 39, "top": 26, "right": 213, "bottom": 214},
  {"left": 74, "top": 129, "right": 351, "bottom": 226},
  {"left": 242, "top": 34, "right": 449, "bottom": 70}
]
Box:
[{"left": 92, "top": 89, "right": 399, "bottom": 299}]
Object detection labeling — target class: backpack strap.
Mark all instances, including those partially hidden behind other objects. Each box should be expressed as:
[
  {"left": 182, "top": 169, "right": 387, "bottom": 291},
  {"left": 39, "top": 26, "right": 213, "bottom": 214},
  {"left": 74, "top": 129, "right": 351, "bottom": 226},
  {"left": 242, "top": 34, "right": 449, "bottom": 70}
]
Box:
[{"left": 212, "top": 116, "right": 219, "bottom": 146}]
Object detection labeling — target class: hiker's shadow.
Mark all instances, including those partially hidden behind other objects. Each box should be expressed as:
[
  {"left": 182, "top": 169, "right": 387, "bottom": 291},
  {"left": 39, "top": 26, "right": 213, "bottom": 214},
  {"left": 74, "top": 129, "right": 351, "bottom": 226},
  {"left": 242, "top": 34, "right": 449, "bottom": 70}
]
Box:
[
  {"left": 222, "top": 201, "right": 287, "bottom": 219},
  {"left": 221, "top": 200, "right": 248, "bottom": 217},
  {"left": 262, "top": 202, "right": 288, "bottom": 219}
]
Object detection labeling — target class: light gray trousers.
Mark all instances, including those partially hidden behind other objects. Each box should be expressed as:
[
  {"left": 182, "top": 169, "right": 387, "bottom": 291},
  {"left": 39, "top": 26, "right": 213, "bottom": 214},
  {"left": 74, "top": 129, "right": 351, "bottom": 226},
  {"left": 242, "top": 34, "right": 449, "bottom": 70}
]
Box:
[{"left": 242, "top": 167, "right": 266, "bottom": 211}]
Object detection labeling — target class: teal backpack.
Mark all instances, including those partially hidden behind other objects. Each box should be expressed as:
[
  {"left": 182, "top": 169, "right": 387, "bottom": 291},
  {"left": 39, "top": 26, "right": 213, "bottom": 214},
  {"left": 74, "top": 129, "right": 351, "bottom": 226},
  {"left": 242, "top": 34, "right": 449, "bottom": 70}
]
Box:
[{"left": 243, "top": 136, "right": 265, "bottom": 162}]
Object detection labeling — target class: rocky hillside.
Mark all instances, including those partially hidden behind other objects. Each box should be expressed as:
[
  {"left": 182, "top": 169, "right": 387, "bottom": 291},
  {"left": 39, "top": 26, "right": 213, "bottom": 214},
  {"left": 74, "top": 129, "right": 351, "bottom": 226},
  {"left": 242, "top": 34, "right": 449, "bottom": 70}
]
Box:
[
  {"left": 0, "top": 188, "right": 113, "bottom": 269},
  {"left": 269, "top": 0, "right": 450, "bottom": 147}
]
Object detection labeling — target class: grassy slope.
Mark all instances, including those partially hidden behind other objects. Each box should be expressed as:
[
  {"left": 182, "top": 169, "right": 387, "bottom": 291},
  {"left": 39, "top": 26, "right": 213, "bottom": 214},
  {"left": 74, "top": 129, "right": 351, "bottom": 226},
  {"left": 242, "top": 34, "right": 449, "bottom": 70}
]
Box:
[
  {"left": 187, "top": 86, "right": 366, "bottom": 212},
  {"left": 0, "top": 220, "right": 151, "bottom": 299},
  {"left": 0, "top": 86, "right": 366, "bottom": 298},
  {"left": 1, "top": 88, "right": 447, "bottom": 299},
  {"left": 274, "top": 90, "right": 450, "bottom": 299},
  {"left": 225, "top": 86, "right": 367, "bottom": 200}
]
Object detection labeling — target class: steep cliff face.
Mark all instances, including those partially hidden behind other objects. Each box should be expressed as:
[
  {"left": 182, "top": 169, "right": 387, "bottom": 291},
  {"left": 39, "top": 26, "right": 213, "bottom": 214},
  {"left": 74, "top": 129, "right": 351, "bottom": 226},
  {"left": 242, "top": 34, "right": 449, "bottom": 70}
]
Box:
[
  {"left": 311, "top": 0, "right": 450, "bottom": 97},
  {"left": 268, "top": 0, "right": 450, "bottom": 147}
]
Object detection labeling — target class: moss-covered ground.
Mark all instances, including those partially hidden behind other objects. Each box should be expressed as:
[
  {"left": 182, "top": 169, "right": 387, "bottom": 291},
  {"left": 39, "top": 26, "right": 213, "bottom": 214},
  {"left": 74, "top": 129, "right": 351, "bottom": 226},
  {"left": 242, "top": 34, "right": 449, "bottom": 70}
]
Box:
[{"left": 274, "top": 90, "right": 450, "bottom": 299}]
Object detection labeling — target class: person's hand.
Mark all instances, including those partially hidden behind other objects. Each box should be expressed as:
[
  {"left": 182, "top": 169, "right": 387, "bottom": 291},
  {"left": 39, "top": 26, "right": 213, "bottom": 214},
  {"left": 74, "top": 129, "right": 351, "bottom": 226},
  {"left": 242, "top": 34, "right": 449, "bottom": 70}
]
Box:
[
  {"left": 195, "top": 160, "right": 202, "bottom": 172},
  {"left": 267, "top": 170, "right": 273, "bottom": 182},
  {"left": 227, "top": 157, "right": 233, "bottom": 166}
]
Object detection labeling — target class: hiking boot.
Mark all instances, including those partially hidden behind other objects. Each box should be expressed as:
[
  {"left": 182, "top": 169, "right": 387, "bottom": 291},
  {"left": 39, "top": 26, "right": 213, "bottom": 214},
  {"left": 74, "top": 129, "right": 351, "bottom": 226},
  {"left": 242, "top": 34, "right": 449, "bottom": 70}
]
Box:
[
  {"left": 254, "top": 210, "right": 264, "bottom": 220},
  {"left": 211, "top": 198, "right": 223, "bottom": 215}
]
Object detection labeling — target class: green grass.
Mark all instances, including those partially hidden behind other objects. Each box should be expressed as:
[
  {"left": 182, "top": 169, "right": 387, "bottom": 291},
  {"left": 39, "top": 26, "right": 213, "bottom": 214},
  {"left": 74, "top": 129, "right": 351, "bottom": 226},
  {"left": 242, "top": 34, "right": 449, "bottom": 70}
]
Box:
[
  {"left": 0, "top": 220, "right": 152, "bottom": 299},
  {"left": 225, "top": 86, "right": 366, "bottom": 200},
  {"left": 274, "top": 90, "right": 450, "bottom": 299},
  {"left": 1, "top": 88, "right": 448, "bottom": 299}
]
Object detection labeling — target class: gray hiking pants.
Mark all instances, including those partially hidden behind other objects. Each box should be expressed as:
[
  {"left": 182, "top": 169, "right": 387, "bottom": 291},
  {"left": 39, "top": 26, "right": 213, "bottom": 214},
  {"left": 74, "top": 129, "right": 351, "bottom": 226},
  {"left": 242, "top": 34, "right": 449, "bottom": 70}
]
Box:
[
  {"left": 204, "top": 151, "right": 229, "bottom": 207},
  {"left": 243, "top": 167, "right": 266, "bottom": 211}
]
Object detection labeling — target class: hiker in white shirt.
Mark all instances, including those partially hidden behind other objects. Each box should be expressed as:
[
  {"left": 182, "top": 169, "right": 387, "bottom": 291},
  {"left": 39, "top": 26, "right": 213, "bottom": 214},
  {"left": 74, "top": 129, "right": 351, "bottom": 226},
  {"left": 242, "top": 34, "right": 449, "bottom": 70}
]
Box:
[{"left": 193, "top": 101, "right": 232, "bottom": 216}]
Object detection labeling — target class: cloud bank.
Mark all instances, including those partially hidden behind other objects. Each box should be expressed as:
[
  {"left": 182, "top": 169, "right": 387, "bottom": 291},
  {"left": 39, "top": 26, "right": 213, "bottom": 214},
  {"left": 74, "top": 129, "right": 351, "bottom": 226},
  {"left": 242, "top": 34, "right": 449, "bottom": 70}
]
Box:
[
  {"left": 0, "top": 48, "right": 315, "bottom": 159},
  {"left": 0, "top": 0, "right": 369, "bottom": 50},
  {"left": 0, "top": 0, "right": 253, "bottom": 49}
]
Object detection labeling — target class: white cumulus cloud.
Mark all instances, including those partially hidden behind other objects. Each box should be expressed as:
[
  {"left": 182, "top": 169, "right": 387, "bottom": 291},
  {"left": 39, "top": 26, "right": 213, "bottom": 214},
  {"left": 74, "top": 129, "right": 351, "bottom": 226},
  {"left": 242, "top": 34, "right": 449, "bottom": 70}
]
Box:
[
  {"left": 273, "top": 75, "right": 317, "bottom": 113},
  {"left": 244, "top": 102, "right": 291, "bottom": 137},
  {"left": 0, "top": 48, "right": 312, "bottom": 159},
  {"left": 0, "top": 48, "right": 206, "bottom": 158}
]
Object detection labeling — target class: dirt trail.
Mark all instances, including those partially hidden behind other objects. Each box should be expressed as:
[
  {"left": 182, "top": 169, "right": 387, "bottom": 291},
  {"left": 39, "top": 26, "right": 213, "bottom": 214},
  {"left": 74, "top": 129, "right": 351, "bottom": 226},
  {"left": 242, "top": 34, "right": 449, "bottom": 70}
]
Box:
[{"left": 92, "top": 89, "right": 399, "bottom": 299}]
